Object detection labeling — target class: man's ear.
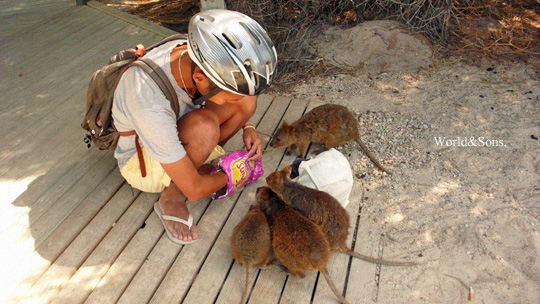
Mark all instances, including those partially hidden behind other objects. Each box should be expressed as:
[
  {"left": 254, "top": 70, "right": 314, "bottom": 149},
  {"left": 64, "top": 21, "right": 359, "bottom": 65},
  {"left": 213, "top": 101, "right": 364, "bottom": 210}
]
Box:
[{"left": 192, "top": 71, "right": 208, "bottom": 83}]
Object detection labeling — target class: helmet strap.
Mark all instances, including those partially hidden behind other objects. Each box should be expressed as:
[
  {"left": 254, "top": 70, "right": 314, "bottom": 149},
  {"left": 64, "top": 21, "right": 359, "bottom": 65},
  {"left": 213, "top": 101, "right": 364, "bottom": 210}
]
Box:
[
  {"left": 192, "top": 87, "right": 222, "bottom": 106},
  {"left": 190, "top": 60, "right": 222, "bottom": 106}
]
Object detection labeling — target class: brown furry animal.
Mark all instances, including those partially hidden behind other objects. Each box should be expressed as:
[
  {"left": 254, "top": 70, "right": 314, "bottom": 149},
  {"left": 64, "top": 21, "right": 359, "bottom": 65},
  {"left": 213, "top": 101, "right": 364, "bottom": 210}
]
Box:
[
  {"left": 269, "top": 104, "right": 391, "bottom": 174},
  {"left": 266, "top": 166, "right": 418, "bottom": 266},
  {"left": 256, "top": 187, "right": 349, "bottom": 304},
  {"left": 231, "top": 205, "right": 273, "bottom": 304}
]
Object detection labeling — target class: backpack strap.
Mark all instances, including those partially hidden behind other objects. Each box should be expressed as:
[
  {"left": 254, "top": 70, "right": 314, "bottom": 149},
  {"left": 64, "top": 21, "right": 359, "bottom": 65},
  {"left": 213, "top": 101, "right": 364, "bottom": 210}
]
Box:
[
  {"left": 147, "top": 34, "right": 188, "bottom": 51},
  {"left": 118, "top": 57, "right": 182, "bottom": 179},
  {"left": 116, "top": 36, "right": 188, "bottom": 179},
  {"left": 131, "top": 57, "right": 180, "bottom": 118},
  {"left": 118, "top": 131, "right": 147, "bottom": 178}
]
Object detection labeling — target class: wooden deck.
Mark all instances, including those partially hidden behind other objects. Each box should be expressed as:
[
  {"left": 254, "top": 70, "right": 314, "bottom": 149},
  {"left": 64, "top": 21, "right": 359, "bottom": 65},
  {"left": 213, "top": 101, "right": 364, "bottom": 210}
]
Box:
[{"left": 1, "top": 1, "right": 390, "bottom": 303}]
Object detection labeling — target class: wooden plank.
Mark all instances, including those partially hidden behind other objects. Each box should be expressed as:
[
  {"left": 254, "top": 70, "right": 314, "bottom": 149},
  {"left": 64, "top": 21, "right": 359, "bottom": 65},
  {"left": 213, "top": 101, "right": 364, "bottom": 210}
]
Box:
[
  {"left": 50, "top": 192, "right": 159, "bottom": 304},
  {"left": 149, "top": 193, "right": 243, "bottom": 304},
  {"left": 1, "top": 168, "right": 126, "bottom": 304},
  {"left": 343, "top": 185, "right": 381, "bottom": 303},
  {"left": 212, "top": 97, "right": 310, "bottom": 304},
  {"left": 279, "top": 274, "right": 318, "bottom": 304},
  {"left": 2, "top": 4, "right": 107, "bottom": 54},
  {"left": 312, "top": 208, "right": 357, "bottom": 304},
  {"left": 2, "top": 28, "right": 155, "bottom": 223},
  {"left": 1, "top": 145, "right": 108, "bottom": 233},
  {"left": 0, "top": 19, "right": 143, "bottom": 142},
  {"left": 1, "top": 6, "right": 111, "bottom": 93},
  {"left": 114, "top": 195, "right": 215, "bottom": 303},
  {"left": 1, "top": 152, "right": 119, "bottom": 299},
  {"left": 0, "top": 22, "right": 160, "bottom": 240},
  {"left": 2, "top": 7, "right": 91, "bottom": 52},
  {"left": 17, "top": 183, "right": 141, "bottom": 304},
  {"left": 114, "top": 95, "right": 274, "bottom": 304},
  {"left": 2, "top": 12, "right": 120, "bottom": 88},
  {"left": 0, "top": 30, "right": 161, "bottom": 184},
  {"left": 114, "top": 191, "right": 214, "bottom": 302},
  {"left": 35, "top": 169, "right": 126, "bottom": 259},
  {"left": 115, "top": 226, "right": 192, "bottom": 304},
  {"left": 2, "top": 11, "right": 169, "bottom": 156},
  {"left": 2, "top": 8, "right": 168, "bottom": 135},
  {"left": 83, "top": 212, "right": 164, "bottom": 304},
  {"left": 4, "top": 23, "right": 160, "bottom": 114},
  {"left": 0, "top": 0, "right": 73, "bottom": 42},
  {"left": 2, "top": 1, "right": 173, "bottom": 68},
  {"left": 15, "top": 153, "right": 119, "bottom": 248}
]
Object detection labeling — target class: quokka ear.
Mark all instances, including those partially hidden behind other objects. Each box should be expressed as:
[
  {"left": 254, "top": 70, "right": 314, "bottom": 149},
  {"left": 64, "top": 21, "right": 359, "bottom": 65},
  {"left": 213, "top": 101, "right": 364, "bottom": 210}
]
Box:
[
  {"left": 282, "top": 122, "right": 294, "bottom": 134},
  {"left": 249, "top": 204, "right": 260, "bottom": 211},
  {"left": 256, "top": 186, "right": 270, "bottom": 200},
  {"left": 282, "top": 166, "right": 293, "bottom": 177},
  {"left": 265, "top": 173, "right": 276, "bottom": 187},
  {"left": 260, "top": 190, "right": 270, "bottom": 200}
]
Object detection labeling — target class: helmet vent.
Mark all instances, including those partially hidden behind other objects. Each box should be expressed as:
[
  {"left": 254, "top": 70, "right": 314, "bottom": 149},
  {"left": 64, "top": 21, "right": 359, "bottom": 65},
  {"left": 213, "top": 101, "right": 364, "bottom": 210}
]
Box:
[
  {"left": 244, "top": 59, "right": 255, "bottom": 74},
  {"left": 198, "top": 15, "right": 214, "bottom": 23},
  {"left": 240, "top": 22, "right": 261, "bottom": 45},
  {"left": 222, "top": 32, "right": 242, "bottom": 50}
]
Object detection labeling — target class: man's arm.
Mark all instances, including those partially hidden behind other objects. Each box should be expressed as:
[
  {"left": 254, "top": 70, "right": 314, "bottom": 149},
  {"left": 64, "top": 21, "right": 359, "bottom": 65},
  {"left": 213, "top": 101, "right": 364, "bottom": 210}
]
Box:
[{"left": 161, "top": 155, "right": 227, "bottom": 202}]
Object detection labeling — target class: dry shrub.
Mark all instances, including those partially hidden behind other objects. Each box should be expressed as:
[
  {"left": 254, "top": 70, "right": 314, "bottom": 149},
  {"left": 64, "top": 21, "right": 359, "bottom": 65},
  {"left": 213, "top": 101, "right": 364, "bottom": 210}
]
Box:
[
  {"left": 227, "top": 0, "right": 458, "bottom": 82},
  {"left": 99, "top": 0, "right": 540, "bottom": 81},
  {"left": 227, "top": 0, "right": 540, "bottom": 82},
  {"left": 449, "top": 0, "right": 540, "bottom": 60},
  {"left": 227, "top": 0, "right": 355, "bottom": 82}
]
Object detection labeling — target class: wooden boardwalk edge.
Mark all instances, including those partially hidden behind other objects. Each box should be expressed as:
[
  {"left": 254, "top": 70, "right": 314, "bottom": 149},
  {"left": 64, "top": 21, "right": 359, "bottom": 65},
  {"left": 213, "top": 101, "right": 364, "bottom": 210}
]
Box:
[{"left": 86, "top": 1, "right": 177, "bottom": 37}]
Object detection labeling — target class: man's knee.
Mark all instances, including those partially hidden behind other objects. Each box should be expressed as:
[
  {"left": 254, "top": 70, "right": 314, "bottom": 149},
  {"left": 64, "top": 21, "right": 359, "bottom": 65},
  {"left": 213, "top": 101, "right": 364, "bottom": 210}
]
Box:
[{"left": 177, "top": 109, "right": 220, "bottom": 143}]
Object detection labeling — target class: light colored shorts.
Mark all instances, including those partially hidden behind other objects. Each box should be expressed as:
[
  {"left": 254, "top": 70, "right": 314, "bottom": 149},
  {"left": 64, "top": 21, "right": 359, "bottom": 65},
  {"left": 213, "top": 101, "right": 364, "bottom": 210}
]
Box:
[{"left": 120, "top": 145, "right": 225, "bottom": 193}]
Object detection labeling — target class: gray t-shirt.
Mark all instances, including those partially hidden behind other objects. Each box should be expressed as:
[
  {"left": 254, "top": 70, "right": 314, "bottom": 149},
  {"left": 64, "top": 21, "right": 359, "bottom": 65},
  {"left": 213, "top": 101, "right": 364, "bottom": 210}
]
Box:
[{"left": 112, "top": 39, "right": 197, "bottom": 169}]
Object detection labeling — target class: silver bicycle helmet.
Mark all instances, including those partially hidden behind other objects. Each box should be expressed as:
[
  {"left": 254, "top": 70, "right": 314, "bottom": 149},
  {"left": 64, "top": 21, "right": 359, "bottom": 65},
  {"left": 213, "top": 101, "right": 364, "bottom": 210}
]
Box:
[{"left": 187, "top": 9, "right": 277, "bottom": 96}]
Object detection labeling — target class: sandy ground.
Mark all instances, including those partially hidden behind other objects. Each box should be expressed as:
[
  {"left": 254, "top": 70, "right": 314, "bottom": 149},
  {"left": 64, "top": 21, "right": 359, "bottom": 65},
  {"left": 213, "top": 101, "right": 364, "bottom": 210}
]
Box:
[{"left": 274, "top": 22, "right": 540, "bottom": 303}]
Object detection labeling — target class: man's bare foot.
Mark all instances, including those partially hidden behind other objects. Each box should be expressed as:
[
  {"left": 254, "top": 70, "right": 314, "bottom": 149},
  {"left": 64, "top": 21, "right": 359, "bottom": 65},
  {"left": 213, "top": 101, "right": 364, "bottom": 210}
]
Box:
[{"left": 158, "top": 190, "right": 199, "bottom": 243}]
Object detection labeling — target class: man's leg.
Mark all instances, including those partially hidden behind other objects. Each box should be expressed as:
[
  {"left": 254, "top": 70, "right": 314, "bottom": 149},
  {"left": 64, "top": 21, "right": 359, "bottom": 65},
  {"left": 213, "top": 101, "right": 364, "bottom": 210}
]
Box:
[
  {"left": 158, "top": 97, "right": 256, "bottom": 242},
  {"left": 157, "top": 108, "right": 220, "bottom": 242}
]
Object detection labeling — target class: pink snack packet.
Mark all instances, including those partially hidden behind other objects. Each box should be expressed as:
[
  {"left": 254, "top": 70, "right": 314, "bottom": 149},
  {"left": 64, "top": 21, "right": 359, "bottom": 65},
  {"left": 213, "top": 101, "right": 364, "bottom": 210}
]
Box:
[{"left": 211, "top": 151, "right": 264, "bottom": 200}]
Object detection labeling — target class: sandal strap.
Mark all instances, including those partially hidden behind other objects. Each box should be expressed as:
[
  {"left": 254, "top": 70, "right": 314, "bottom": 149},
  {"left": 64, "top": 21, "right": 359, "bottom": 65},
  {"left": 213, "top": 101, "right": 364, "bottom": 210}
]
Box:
[{"left": 161, "top": 213, "right": 193, "bottom": 229}]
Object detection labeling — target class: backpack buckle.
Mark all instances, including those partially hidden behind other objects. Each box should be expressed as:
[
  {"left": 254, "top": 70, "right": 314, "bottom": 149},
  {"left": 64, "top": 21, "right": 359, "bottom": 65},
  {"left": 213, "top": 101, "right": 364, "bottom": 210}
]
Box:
[
  {"left": 135, "top": 44, "right": 146, "bottom": 59},
  {"left": 83, "top": 134, "right": 92, "bottom": 148}
]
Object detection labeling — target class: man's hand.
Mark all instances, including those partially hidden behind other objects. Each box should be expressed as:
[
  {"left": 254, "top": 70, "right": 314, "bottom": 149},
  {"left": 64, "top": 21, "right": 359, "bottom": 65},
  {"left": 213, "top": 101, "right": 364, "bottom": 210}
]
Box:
[
  {"left": 211, "top": 150, "right": 264, "bottom": 200},
  {"left": 243, "top": 127, "right": 262, "bottom": 161}
]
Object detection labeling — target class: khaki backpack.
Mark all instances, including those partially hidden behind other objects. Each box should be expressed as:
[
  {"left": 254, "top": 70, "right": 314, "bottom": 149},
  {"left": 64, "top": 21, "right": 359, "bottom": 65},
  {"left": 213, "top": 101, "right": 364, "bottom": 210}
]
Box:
[{"left": 82, "top": 34, "right": 187, "bottom": 150}]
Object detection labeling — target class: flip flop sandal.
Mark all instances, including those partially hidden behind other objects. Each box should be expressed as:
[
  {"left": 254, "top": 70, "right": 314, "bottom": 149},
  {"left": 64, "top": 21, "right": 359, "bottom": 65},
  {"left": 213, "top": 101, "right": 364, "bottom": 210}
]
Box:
[{"left": 154, "top": 202, "right": 198, "bottom": 245}]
